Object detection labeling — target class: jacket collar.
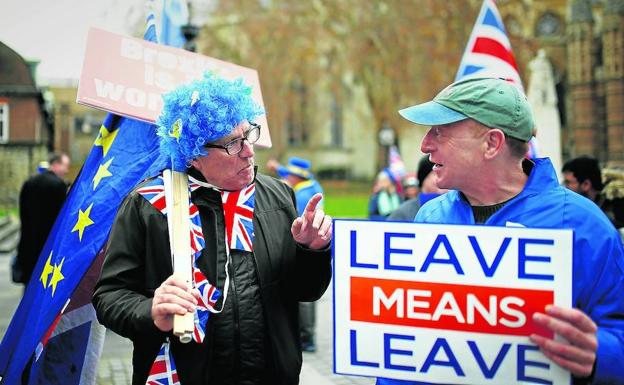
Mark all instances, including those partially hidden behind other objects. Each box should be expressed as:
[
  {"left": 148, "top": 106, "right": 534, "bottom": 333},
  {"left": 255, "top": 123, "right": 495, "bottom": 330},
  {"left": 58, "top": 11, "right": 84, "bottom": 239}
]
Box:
[
  {"left": 448, "top": 157, "right": 559, "bottom": 210},
  {"left": 518, "top": 157, "right": 559, "bottom": 197}
]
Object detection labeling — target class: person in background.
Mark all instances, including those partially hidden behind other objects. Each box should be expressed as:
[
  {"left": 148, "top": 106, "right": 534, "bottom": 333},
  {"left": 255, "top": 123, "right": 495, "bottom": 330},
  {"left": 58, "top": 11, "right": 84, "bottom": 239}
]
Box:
[
  {"left": 378, "top": 77, "right": 624, "bottom": 384},
  {"left": 265, "top": 158, "right": 282, "bottom": 178},
  {"left": 400, "top": 173, "right": 419, "bottom": 203},
  {"left": 14, "top": 153, "right": 70, "bottom": 287},
  {"left": 388, "top": 156, "right": 448, "bottom": 221},
  {"left": 277, "top": 157, "right": 324, "bottom": 353},
  {"left": 36, "top": 161, "right": 49, "bottom": 174},
  {"left": 562, "top": 155, "right": 624, "bottom": 230},
  {"left": 368, "top": 170, "right": 401, "bottom": 220},
  {"left": 277, "top": 157, "right": 324, "bottom": 217}
]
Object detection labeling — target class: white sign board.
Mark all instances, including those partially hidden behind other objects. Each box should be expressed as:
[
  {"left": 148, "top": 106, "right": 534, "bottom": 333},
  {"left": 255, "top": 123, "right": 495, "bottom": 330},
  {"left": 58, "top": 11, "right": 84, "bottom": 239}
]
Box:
[
  {"left": 77, "top": 27, "right": 271, "bottom": 147},
  {"left": 333, "top": 219, "right": 573, "bottom": 385}
]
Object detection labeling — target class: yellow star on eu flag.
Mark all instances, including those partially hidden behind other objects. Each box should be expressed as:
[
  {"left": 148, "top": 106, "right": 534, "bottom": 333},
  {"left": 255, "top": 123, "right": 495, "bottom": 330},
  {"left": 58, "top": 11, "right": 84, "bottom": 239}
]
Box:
[
  {"left": 93, "top": 158, "right": 114, "bottom": 190},
  {"left": 71, "top": 203, "right": 95, "bottom": 241},
  {"left": 94, "top": 124, "right": 119, "bottom": 157},
  {"left": 49, "top": 257, "right": 65, "bottom": 297},
  {"left": 40, "top": 251, "right": 54, "bottom": 289}
]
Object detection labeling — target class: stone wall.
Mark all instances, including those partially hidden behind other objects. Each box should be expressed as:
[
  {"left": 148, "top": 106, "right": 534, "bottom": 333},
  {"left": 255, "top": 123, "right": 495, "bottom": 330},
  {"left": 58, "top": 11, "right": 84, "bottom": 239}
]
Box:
[{"left": 0, "top": 144, "right": 47, "bottom": 209}]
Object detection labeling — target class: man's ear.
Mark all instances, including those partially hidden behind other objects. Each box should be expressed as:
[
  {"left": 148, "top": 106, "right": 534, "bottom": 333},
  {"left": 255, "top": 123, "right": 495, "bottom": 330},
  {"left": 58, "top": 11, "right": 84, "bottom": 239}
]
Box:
[
  {"left": 580, "top": 179, "right": 593, "bottom": 193},
  {"left": 483, "top": 129, "right": 505, "bottom": 159}
]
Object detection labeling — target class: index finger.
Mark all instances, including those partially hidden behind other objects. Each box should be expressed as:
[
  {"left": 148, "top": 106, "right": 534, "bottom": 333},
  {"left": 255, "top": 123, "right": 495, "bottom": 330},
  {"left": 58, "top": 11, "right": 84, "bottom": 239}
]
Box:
[{"left": 304, "top": 193, "right": 323, "bottom": 214}]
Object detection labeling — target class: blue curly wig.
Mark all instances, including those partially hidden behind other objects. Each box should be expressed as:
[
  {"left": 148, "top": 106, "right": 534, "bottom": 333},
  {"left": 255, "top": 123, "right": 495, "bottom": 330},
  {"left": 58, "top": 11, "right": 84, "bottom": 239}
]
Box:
[{"left": 156, "top": 72, "right": 265, "bottom": 171}]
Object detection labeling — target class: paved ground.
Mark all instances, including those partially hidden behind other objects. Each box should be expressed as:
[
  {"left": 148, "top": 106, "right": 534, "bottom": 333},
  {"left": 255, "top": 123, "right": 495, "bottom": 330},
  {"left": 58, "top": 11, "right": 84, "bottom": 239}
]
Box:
[{"left": 0, "top": 251, "right": 374, "bottom": 385}]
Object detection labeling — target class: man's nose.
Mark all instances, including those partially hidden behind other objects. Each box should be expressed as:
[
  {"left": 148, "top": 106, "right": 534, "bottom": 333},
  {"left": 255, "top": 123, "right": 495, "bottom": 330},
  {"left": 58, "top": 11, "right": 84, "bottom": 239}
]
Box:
[
  {"left": 421, "top": 130, "right": 434, "bottom": 153},
  {"left": 240, "top": 140, "right": 255, "bottom": 158}
]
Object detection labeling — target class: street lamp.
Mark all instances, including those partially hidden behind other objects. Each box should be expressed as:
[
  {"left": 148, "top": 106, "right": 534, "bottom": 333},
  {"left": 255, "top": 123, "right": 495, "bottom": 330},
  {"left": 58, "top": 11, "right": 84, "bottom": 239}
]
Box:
[{"left": 378, "top": 121, "right": 395, "bottom": 168}]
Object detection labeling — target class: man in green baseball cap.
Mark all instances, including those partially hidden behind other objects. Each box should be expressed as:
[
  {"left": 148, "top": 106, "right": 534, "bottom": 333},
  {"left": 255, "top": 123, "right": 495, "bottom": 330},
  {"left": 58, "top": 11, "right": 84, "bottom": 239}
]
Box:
[
  {"left": 376, "top": 77, "right": 624, "bottom": 385},
  {"left": 399, "top": 77, "right": 533, "bottom": 142},
  {"left": 398, "top": 77, "right": 534, "bottom": 200}
]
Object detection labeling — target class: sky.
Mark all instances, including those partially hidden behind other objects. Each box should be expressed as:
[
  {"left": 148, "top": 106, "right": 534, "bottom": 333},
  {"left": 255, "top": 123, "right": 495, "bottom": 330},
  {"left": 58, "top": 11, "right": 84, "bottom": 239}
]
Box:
[{"left": 0, "top": 0, "right": 145, "bottom": 83}]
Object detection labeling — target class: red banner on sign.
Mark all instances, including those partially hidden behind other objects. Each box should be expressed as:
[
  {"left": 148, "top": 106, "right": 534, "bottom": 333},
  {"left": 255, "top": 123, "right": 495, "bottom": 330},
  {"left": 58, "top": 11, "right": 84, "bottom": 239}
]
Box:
[{"left": 350, "top": 277, "right": 553, "bottom": 338}]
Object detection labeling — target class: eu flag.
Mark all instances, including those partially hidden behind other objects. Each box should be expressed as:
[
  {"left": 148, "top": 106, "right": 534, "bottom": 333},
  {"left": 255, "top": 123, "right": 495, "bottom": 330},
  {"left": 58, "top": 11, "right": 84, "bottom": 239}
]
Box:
[{"left": 0, "top": 115, "right": 161, "bottom": 384}]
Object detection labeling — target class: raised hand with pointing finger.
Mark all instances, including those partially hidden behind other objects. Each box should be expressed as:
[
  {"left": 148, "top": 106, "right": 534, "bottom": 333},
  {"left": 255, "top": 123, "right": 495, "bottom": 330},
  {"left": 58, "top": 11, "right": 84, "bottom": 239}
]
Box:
[{"left": 291, "top": 193, "right": 332, "bottom": 250}]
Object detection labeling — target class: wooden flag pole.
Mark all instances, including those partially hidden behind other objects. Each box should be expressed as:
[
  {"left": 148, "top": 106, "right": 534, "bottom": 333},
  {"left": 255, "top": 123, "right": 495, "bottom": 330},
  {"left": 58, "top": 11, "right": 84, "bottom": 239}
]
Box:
[{"left": 163, "top": 169, "right": 194, "bottom": 343}]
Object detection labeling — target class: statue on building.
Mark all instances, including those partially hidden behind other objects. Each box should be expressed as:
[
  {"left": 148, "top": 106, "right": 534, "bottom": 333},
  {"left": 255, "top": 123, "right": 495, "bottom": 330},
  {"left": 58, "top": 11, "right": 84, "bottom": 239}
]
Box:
[
  {"left": 527, "top": 49, "right": 558, "bottom": 107},
  {"left": 527, "top": 48, "right": 563, "bottom": 177}
]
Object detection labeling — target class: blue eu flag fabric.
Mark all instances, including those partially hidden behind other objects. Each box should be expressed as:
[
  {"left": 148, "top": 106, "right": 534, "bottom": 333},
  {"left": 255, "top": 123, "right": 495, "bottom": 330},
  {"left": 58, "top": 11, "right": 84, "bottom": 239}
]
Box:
[{"left": 0, "top": 115, "right": 161, "bottom": 384}]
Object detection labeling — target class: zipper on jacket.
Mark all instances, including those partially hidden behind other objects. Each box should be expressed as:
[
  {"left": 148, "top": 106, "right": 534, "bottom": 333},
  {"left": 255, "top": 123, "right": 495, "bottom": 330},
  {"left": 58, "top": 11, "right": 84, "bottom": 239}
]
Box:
[
  {"left": 229, "top": 256, "right": 241, "bottom": 383},
  {"left": 251, "top": 247, "right": 281, "bottom": 382}
]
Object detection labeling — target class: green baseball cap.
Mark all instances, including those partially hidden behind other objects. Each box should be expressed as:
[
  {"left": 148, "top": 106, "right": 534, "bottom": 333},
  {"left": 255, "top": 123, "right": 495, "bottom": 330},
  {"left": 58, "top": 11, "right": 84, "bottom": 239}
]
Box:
[{"left": 399, "top": 77, "right": 534, "bottom": 142}]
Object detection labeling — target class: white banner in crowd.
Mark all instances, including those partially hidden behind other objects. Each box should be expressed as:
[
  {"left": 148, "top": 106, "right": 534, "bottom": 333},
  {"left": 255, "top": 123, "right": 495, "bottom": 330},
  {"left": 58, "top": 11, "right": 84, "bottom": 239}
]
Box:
[{"left": 333, "top": 219, "right": 573, "bottom": 385}]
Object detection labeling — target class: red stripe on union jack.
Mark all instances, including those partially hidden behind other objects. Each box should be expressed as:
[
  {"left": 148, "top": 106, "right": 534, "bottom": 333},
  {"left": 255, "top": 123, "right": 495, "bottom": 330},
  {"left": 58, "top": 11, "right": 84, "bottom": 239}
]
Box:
[
  {"left": 455, "top": 0, "right": 524, "bottom": 92},
  {"left": 136, "top": 177, "right": 167, "bottom": 214},
  {"left": 220, "top": 184, "right": 255, "bottom": 252},
  {"left": 137, "top": 175, "right": 206, "bottom": 258},
  {"left": 146, "top": 342, "right": 180, "bottom": 385},
  {"left": 191, "top": 267, "right": 221, "bottom": 343},
  {"left": 189, "top": 203, "right": 205, "bottom": 256},
  {"left": 472, "top": 37, "right": 518, "bottom": 71}
]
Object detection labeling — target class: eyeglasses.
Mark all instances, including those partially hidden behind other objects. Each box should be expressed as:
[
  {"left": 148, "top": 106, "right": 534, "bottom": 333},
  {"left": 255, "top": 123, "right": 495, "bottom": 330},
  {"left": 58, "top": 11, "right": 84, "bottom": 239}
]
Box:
[{"left": 204, "top": 123, "right": 261, "bottom": 156}]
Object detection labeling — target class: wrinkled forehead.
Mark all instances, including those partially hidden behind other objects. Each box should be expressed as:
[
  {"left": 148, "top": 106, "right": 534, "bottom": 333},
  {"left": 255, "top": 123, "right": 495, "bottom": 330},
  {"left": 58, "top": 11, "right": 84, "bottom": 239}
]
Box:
[
  {"left": 432, "top": 118, "right": 486, "bottom": 134},
  {"left": 216, "top": 120, "right": 250, "bottom": 143}
]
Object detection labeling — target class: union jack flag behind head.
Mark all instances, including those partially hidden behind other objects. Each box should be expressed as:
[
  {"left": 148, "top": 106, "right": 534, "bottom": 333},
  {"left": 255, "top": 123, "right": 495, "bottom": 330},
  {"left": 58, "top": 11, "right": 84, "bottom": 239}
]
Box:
[
  {"left": 220, "top": 184, "right": 255, "bottom": 252},
  {"left": 146, "top": 342, "right": 180, "bottom": 385},
  {"left": 455, "top": 0, "right": 539, "bottom": 157},
  {"left": 455, "top": 0, "right": 524, "bottom": 92}
]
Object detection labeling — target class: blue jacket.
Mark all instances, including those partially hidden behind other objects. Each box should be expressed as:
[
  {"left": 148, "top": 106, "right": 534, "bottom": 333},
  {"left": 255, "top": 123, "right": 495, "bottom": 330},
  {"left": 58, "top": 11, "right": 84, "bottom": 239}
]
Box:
[
  {"left": 378, "top": 158, "right": 624, "bottom": 385},
  {"left": 293, "top": 179, "right": 323, "bottom": 216}
]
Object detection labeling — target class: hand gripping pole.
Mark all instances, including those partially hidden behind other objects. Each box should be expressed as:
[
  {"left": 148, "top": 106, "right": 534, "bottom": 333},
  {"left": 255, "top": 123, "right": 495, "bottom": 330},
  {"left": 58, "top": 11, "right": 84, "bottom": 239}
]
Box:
[{"left": 163, "top": 169, "right": 194, "bottom": 344}]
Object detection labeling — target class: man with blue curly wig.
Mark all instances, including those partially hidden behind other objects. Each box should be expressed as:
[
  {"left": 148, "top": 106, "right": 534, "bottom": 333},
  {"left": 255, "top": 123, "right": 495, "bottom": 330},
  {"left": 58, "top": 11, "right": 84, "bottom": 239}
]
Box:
[{"left": 93, "top": 72, "right": 333, "bottom": 385}]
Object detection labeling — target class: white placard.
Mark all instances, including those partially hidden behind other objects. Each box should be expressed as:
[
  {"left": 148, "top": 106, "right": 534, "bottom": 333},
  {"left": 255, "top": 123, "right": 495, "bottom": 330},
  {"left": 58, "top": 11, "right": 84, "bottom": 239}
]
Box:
[{"left": 333, "top": 219, "right": 573, "bottom": 385}]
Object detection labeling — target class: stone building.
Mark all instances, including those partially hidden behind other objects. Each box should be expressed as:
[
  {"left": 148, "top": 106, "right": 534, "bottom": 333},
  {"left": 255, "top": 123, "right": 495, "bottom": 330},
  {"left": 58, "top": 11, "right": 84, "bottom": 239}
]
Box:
[
  {"left": 0, "top": 41, "right": 52, "bottom": 208},
  {"left": 499, "top": 0, "right": 624, "bottom": 166}
]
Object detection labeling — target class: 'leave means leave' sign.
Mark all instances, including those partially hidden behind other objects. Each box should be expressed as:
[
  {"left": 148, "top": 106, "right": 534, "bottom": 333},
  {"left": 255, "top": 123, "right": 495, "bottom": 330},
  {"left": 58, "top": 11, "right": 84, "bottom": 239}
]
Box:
[{"left": 333, "top": 219, "right": 573, "bottom": 385}]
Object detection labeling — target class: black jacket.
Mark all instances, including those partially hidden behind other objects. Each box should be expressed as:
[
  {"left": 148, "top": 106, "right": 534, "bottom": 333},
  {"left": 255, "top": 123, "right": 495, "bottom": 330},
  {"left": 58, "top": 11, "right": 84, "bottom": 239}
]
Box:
[
  {"left": 16, "top": 171, "right": 67, "bottom": 283},
  {"left": 93, "top": 172, "right": 332, "bottom": 384}
]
